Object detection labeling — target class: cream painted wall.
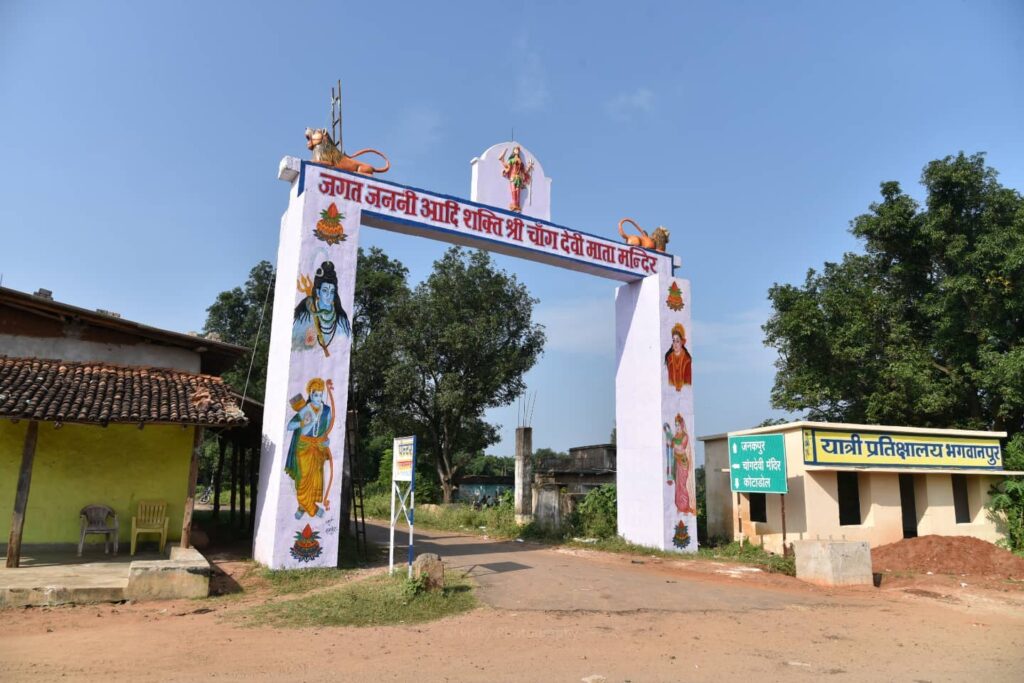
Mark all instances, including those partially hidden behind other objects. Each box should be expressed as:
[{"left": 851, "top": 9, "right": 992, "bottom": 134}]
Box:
[
  {"left": 864, "top": 473, "right": 904, "bottom": 542},
  {"left": 917, "top": 473, "right": 1002, "bottom": 543},
  {"left": 0, "top": 420, "right": 193, "bottom": 547}
]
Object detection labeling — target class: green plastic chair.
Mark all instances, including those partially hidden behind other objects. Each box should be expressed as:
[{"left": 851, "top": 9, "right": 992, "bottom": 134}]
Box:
[{"left": 131, "top": 500, "right": 169, "bottom": 555}]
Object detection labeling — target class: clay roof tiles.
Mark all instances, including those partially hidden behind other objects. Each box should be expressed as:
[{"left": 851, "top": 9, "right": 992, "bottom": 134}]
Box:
[{"left": 0, "top": 357, "right": 247, "bottom": 427}]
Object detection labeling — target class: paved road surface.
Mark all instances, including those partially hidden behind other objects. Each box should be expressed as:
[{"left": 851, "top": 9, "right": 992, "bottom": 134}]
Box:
[{"left": 366, "top": 520, "right": 823, "bottom": 613}]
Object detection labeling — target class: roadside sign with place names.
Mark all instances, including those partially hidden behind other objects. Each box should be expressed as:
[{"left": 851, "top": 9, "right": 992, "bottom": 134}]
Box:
[
  {"left": 728, "top": 434, "right": 788, "bottom": 494},
  {"left": 392, "top": 436, "right": 416, "bottom": 482}
]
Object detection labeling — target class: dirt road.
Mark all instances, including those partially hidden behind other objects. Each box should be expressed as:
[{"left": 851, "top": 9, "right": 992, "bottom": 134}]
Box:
[{"left": 2, "top": 522, "right": 1023, "bottom": 682}]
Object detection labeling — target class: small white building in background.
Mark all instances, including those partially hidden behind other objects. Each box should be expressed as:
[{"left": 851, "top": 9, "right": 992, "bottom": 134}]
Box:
[{"left": 699, "top": 421, "right": 1022, "bottom": 554}]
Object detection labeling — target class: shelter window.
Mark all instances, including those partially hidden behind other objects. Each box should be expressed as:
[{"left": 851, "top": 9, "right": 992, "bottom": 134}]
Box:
[
  {"left": 951, "top": 474, "right": 971, "bottom": 524},
  {"left": 837, "top": 471, "right": 861, "bottom": 526},
  {"left": 749, "top": 492, "right": 767, "bottom": 523}
]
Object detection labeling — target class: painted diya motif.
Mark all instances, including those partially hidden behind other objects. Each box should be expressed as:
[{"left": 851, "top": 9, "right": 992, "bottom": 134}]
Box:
[
  {"left": 314, "top": 202, "right": 346, "bottom": 244},
  {"left": 290, "top": 524, "right": 323, "bottom": 562},
  {"left": 666, "top": 281, "right": 684, "bottom": 311},
  {"left": 672, "top": 520, "right": 691, "bottom": 549}
]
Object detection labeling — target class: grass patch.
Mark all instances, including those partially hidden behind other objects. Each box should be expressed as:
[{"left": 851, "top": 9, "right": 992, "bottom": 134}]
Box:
[
  {"left": 577, "top": 536, "right": 796, "bottom": 576},
  {"left": 365, "top": 494, "right": 558, "bottom": 541},
  {"left": 698, "top": 540, "right": 796, "bottom": 575},
  {"left": 239, "top": 571, "right": 476, "bottom": 628},
  {"left": 257, "top": 566, "right": 355, "bottom": 595},
  {"left": 256, "top": 537, "right": 383, "bottom": 594}
]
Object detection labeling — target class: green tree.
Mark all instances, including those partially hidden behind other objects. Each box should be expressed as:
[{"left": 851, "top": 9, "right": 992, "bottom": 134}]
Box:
[
  {"left": 532, "top": 447, "right": 568, "bottom": 470},
  {"left": 533, "top": 447, "right": 567, "bottom": 460},
  {"left": 765, "top": 153, "right": 1024, "bottom": 552},
  {"left": 204, "top": 260, "right": 275, "bottom": 400},
  {"left": 987, "top": 478, "right": 1024, "bottom": 554},
  {"left": 351, "top": 247, "right": 411, "bottom": 418},
  {"left": 380, "top": 247, "right": 545, "bottom": 503},
  {"left": 463, "top": 453, "right": 514, "bottom": 476},
  {"left": 349, "top": 247, "right": 411, "bottom": 479},
  {"left": 764, "top": 153, "right": 1024, "bottom": 435}
]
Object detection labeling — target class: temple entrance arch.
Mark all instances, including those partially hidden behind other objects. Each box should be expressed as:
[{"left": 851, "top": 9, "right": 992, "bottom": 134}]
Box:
[{"left": 253, "top": 150, "right": 695, "bottom": 569}]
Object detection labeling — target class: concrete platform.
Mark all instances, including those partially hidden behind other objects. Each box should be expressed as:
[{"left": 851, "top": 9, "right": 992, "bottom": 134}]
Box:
[
  {"left": 0, "top": 547, "right": 210, "bottom": 607},
  {"left": 793, "top": 539, "right": 873, "bottom": 587}
]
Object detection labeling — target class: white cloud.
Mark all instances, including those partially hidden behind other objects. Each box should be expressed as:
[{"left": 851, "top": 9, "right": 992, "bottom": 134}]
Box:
[
  {"left": 606, "top": 87, "right": 655, "bottom": 120},
  {"left": 514, "top": 52, "right": 548, "bottom": 112},
  {"left": 535, "top": 298, "right": 615, "bottom": 356}
]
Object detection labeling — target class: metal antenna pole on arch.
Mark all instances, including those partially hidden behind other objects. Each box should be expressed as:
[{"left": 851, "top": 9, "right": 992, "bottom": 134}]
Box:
[{"left": 331, "top": 79, "right": 343, "bottom": 153}]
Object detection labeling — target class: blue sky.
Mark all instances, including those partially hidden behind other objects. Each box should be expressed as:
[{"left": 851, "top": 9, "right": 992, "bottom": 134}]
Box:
[{"left": 2, "top": 1, "right": 1022, "bottom": 461}]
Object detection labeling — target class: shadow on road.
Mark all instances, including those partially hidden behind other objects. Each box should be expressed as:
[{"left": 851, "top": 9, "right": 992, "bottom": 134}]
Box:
[{"left": 365, "top": 521, "right": 542, "bottom": 562}]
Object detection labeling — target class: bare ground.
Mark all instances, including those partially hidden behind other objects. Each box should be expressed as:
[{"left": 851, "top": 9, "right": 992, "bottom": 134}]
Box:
[{"left": 2, "top": 524, "right": 1023, "bottom": 682}]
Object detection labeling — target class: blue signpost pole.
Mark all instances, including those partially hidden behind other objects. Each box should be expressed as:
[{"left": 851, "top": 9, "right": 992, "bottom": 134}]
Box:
[{"left": 408, "top": 436, "right": 416, "bottom": 578}]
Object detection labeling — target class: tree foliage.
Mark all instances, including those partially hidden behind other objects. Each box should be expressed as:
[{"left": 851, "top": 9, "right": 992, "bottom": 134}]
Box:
[
  {"left": 532, "top": 446, "right": 568, "bottom": 466},
  {"left": 203, "top": 260, "right": 275, "bottom": 399},
  {"left": 348, "top": 247, "right": 411, "bottom": 472},
  {"left": 987, "top": 478, "right": 1024, "bottom": 554},
  {"left": 574, "top": 484, "right": 618, "bottom": 539},
  {"left": 764, "top": 153, "right": 1024, "bottom": 436},
  {"left": 379, "top": 247, "right": 545, "bottom": 502},
  {"left": 462, "top": 453, "right": 514, "bottom": 477}
]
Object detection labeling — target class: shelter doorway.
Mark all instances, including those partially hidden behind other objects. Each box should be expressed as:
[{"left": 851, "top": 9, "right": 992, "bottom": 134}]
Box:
[{"left": 898, "top": 473, "right": 918, "bottom": 539}]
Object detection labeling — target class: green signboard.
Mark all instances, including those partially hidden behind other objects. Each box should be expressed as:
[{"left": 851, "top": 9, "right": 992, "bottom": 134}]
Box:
[{"left": 728, "top": 434, "right": 788, "bottom": 494}]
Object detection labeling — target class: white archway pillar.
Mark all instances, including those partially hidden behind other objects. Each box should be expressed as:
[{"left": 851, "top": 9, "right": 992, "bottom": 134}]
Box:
[{"left": 615, "top": 272, "right": 696, "bottom": 551}]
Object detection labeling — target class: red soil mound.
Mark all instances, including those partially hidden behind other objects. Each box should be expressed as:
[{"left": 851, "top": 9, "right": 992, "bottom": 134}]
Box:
[{"left": 872, "top": 535, "right": 1024, "bottom": 578}]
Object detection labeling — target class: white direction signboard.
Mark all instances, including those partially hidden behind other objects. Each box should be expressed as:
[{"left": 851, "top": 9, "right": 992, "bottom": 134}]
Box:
[{"left": 389, "top": 436, "right": 416, "bottom": 576}]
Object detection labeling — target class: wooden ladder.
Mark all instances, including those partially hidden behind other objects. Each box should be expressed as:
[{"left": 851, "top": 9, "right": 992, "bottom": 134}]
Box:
[{"left": 346, "top": 408, "right": 368, "bottom": 561}]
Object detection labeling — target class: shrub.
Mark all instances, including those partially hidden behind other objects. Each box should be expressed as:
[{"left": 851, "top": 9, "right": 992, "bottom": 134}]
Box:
[
  {"left": 364, "top": 493, "right": 392, "bottom": 519},
  {"left": 1004, "top": 433, "right": 1024, "bottom": 472},
  {"left": 987, "top": 478, "right": 1024, "bottom": 554},
  {"left": 575, "top": 484, "right": 617, "bottom": 539},
  {"left": 695, "top": 465, "right": 707, "bottom": 544}
]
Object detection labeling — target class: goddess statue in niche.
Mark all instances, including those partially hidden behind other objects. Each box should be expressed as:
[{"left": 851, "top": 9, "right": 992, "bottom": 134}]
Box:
[
  {"left": 499, "top": 145, "right": 534, "bottom": 213},
  {"left": 293, "top": 260, "right": 350, "bottom": 356}
]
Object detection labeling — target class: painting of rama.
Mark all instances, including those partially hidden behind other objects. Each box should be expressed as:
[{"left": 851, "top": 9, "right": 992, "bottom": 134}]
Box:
[
  {"left": 284, "top": 378, "right": 336, "bottom": 519},
  {"left": 292, "top": 260, "right": 351, "bottom": 356},
  {"left": 664, "top": 322, "right": 692, "bottom": 391}
]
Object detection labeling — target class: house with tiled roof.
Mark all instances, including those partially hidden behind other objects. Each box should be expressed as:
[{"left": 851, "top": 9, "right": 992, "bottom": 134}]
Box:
[{"left": 0, "top": 285, "right": 249, "bottom": 566}]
